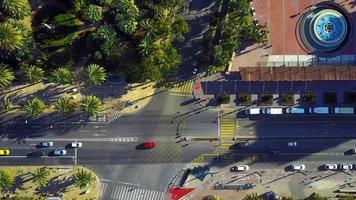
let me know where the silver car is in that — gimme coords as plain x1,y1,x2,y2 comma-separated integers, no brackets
53,149,66,156
41,142,53,147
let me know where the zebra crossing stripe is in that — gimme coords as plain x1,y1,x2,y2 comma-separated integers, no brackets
100,182,107,197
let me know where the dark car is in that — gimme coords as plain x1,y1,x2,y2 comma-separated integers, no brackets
267,149,279,155
27,151,44,158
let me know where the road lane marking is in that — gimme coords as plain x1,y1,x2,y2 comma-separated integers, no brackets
0,156,74,158
0,138,139,142
99,179,141,187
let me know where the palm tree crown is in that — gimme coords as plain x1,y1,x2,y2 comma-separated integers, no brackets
24,97,46,117
23,65,44,83
85,64,106,86
55,97,76,115
30,168,49,188
0,170,14,192
0,21,25,53
0,64,14,87
72,169,94,189
80,95,103,117
0,0,31,20
51,67,73,84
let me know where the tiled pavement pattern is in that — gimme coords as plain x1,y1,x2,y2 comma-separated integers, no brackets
99,182,165,200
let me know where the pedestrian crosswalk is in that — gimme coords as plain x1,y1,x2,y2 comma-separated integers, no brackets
191,154,205,164
219,112,236,139
160,79,194,95
100,182,165,200
110,137,138,142
106,113,122,123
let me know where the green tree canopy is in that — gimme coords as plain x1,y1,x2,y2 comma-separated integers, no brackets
23,65,44,83
24,98,46,117
0,64,14,87
82,5,103,23
54,97,76,115
0,0,31,20
30,168,49,188
112,0,139,34
50,67,73,84
80,95,103,116
0,21,27,54
90,24,117,57
85,64,106,86
72,169,95,189
0,170,14,192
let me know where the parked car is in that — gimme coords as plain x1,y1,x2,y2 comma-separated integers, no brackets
230,165,249,172
27,151,44,158
40,142,53,147
309,107,330,114
352,149,356,154
334,107,354,114
0,149,10,156
142,141,156,149
53,149,66,156
287,141,297,147
340,164,353,170
262,108,283,115
324,164,338,170
245,108,260,115
291,164,305,171
71,142,82,148
285,107,305,114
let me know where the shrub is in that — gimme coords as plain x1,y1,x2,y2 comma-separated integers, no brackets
259,93,273,105
302,92,316,105
280,93,294,106
323,92,337,105
238,94,251,106
217,92,230,104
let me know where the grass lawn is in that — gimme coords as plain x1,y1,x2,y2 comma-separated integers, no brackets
0,166,100,199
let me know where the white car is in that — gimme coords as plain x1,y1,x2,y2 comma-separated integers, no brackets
262,108,283,115
245,108,260,115
340,164,353,170
231,165,249,172
71,142,82,148
352,149,356,154
287,141,297,147
291,164,305,171
53,149,66,156
41,142,53,147
325,164,338,170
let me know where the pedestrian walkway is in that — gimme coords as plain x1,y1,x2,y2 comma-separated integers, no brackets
105,113,122,123
160,80,194,95
99,182,165,200
110,137,138,142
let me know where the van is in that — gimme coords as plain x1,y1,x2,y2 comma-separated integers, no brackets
334,107,354,114
309,107,329,114
245,108,260,115
262,108,283,115
285,107,305,114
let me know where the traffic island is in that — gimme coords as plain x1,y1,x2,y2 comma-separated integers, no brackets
0,166,100,199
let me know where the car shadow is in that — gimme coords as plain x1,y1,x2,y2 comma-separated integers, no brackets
135,144,145,150
344,149,354,155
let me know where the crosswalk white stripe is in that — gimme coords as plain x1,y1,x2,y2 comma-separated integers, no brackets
147,189,155,200
132,188,140,200
111,185,118,199
157,192,164,200
153,190,162,199
100,182,107,197
118,185,128,200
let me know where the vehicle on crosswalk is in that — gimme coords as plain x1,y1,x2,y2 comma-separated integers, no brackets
71,142,82,148
291,164,305,171
324,164,338,170
53,149,66,156
230,165,249,172
340,164,353,170
0,149,10,156
40,141,53,147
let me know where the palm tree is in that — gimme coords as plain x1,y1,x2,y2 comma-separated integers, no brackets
0,170,14,192
23,97,46,117
204,195,223,200
54,97,76,115
243,193,262,200
72,169,94,189
85,64,106,86
1,97,13,111
50,67,73,84
80,95,103,116
23,65,44,83
0,22,25,53
138,37,153,56
0,64,14,87
30,168,49,188
339,194,356,200
0,0,31,20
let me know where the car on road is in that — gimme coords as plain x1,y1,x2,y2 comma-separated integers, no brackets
40,142,53,147
267,149,279,155
245,108,260,115
71,142,82,148
262,108,283,115
287,141,297,147
142,141,156,149
309,107,330,114
352,149,356,154
27,151,44,158
291,164,305,171
53,149,66,156
334,107,354,114
340,164,353,170
324,164,338,170
230,165,249,172
0,149,10,156
285,107,305,114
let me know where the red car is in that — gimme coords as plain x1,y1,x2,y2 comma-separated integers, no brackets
143,141,156,149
